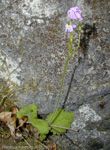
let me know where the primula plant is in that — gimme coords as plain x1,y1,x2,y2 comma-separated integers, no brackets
17,6,83,141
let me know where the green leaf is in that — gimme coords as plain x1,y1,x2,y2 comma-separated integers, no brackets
28,104,38,121
40,134,47,141
31,119,50,135
17,104,50,141
29,104,38,113
17,104,38,120
46,109,75,135
17,106,30,119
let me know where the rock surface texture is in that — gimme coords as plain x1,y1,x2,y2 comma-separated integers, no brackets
0,0,110,149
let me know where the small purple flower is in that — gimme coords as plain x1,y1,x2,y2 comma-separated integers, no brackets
65,24,76,38
67,6,83,21
65,24,73,32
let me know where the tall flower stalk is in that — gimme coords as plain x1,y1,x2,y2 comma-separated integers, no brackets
49,7,83,124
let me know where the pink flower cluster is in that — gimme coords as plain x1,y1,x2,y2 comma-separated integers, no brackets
67,7,83,21
65,7,83,38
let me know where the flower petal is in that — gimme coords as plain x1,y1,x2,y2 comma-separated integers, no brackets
72,25,77,28
75,12,83,20
67,7,83,21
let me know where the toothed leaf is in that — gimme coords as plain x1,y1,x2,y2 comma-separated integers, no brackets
31,119,50,135
17,104,38,120
46,109,75,135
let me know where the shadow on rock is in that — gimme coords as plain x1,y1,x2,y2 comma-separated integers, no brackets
80,23,97,58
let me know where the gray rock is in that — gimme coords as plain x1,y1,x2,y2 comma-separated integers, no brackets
0,0,110,149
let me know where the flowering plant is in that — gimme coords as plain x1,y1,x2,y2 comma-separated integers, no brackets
49,6,83,124
17,7,83,142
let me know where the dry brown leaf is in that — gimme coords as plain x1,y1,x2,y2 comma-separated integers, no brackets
53,143,56,150
0,106,5,113
16,116,27,130
0,111,17,139
0,112,12,122
12,105,18,115
8,123,16,139
0,105,25,140
33,127,39,139
45,142,56,150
